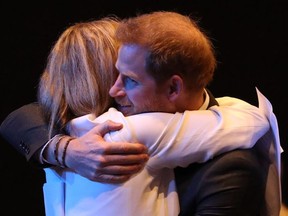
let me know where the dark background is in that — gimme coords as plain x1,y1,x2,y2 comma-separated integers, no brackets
1,1,287,215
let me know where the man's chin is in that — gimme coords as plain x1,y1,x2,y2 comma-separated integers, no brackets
118,106,133,116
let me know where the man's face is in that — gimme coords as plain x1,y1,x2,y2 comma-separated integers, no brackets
109,44,169,116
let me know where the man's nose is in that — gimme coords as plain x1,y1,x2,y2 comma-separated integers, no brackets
109,76,126,98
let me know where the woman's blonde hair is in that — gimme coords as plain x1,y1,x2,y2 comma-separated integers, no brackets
38,17,120,137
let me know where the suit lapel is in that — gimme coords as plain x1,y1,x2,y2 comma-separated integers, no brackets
205,89,219,108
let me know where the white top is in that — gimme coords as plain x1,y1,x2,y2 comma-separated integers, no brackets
43,89,280,216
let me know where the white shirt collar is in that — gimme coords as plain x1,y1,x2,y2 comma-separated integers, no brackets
198,89,209,110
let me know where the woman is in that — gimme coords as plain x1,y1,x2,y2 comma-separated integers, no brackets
38,17,269,216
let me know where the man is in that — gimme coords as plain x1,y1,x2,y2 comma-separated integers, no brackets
108,11,281,215
0,11,281,215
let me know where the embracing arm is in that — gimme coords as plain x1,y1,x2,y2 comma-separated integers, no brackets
0,103,56,166
141,96,269,168
0,103,148,183
76,95,269,169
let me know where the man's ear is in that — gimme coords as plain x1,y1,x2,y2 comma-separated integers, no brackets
168,75,183,100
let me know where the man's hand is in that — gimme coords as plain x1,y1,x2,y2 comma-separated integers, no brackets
57,120,148,183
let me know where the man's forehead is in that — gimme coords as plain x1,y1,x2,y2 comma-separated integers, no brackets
119,44,147,59
116,44,147,71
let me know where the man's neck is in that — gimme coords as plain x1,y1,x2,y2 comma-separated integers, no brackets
176,88,206,111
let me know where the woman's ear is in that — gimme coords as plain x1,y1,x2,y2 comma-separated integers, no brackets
168,75,183,100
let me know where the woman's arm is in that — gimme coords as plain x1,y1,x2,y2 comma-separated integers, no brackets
68,95,269,169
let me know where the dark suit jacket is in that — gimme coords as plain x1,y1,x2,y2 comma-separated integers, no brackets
175,90,267,215
0,103,59,167
0,92,267,215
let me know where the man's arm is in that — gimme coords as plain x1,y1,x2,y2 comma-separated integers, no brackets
0,103,148,183
0,103,54,165
44,121,149,183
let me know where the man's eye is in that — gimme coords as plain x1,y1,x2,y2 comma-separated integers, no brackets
124,77,138,90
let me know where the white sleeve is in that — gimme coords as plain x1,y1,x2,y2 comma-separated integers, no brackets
68,96,269,170
146,96,269,169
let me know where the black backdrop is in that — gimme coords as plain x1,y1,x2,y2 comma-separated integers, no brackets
1,1,287,215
